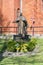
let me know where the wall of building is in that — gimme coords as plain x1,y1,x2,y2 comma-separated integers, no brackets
0,0,20,34
0,0,43,35
22,0,43,35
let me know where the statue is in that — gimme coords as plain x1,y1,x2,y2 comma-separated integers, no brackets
13,8,29,41
16,13,27,37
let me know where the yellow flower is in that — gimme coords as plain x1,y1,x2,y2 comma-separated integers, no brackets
16,48,20,50
23,44,28,46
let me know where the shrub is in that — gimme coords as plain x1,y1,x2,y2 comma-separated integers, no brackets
6,38,37,52
0,37,37,52
27,38,37,51
20,43,28,52
0,39,7,53
0,44,3,52
15,40,28,52
7,39,17,52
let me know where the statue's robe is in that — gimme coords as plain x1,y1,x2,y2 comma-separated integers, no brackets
16,16,27,36
18,19,25,35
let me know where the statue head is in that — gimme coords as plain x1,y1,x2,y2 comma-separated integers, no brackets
17,8,20,17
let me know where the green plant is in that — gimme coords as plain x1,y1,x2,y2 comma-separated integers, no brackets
6,38,37,52
7,39,17,52
20,43,28,52
0,39,7,53
27,38,37,51
15,40,28,52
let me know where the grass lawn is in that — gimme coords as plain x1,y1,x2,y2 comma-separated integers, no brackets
0,38,43,65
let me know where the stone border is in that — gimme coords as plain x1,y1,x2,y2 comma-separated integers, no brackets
3,45,39,57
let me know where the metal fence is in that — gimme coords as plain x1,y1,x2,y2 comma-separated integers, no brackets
0,26,18,34
28,26,43,36
0,26,43,36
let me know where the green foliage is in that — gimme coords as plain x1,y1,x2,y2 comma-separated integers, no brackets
0,38,37,52
7,39,17,52
20,43,28,52
0,39,7,53
14,38,37,52
0,44,3,52
0,39,43,65
27,38,37,51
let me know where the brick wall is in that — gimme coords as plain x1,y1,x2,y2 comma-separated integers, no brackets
0,0,20,34
0,0,43,35
22,0,43,35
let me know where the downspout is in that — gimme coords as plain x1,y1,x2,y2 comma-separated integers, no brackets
20,0,22,13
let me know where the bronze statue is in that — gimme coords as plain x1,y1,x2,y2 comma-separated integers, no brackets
16,13,27,37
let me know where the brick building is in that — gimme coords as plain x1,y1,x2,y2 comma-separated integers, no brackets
0,0,43,35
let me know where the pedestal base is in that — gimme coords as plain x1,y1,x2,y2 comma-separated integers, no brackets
13,34,31,41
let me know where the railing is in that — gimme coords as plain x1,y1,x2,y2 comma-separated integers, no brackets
0,26,18,34
0,26,43,36
28,26,43,36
